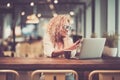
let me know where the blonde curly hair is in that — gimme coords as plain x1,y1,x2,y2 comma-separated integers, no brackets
47,15,71,45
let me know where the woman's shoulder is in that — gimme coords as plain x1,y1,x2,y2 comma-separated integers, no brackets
43,33,52,44
43,33,50,39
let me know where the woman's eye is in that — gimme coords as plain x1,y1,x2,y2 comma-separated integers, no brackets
64,25,71,30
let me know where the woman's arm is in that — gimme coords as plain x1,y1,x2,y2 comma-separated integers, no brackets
52,39,81,57
43,34,80,57
52,49,64,57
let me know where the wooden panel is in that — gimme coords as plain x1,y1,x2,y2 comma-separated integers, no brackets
99,73,120,80
44,73,65,80
0,73,6,80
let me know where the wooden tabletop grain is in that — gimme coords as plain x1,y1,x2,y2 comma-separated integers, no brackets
0,57,120,71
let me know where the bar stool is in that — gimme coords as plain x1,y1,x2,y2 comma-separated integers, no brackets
88,70,120,80
31,70,79,80
0,70,20,80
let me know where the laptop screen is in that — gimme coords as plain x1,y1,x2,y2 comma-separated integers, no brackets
76,38,106,59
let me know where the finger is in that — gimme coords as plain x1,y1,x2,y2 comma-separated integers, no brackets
76,39,81,44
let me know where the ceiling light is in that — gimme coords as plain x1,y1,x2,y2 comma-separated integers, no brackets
53,13,58,17
37,13,41,17
54,0,58,4
7,3,11,7
49,4,54,10
69,11,75,16
30,2,34,6
21,11,25,16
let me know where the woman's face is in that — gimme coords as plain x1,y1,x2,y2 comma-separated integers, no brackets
60,22,71,37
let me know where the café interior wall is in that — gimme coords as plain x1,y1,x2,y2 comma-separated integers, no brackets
85,0,113,38
97,0,116,36
118,0,120,57
107,0,115,33
3,14,12,39
94,0,112,37
95,0,101,37
86,4,92,38
94,0,107,37
81,12,85,37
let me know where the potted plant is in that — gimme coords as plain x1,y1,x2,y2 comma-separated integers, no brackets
102,33,119,57
91,33,97,38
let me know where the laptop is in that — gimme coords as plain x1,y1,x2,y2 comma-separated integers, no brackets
73,38,106,59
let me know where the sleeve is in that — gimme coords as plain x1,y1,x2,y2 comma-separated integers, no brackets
43,34,55,57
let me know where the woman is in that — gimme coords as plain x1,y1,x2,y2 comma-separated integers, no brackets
43,15,80,58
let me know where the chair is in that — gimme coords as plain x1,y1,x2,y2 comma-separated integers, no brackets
88,70,120,80
0,69,20,80
31,70,78,80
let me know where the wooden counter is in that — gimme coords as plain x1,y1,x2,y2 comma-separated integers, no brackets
0,57,120,71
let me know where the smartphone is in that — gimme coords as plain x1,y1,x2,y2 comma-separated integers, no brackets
72,35,82,43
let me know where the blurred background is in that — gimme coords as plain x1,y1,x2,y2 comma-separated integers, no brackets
0,0,120,57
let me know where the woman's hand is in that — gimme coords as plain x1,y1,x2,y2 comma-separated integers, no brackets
65,39,81,50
